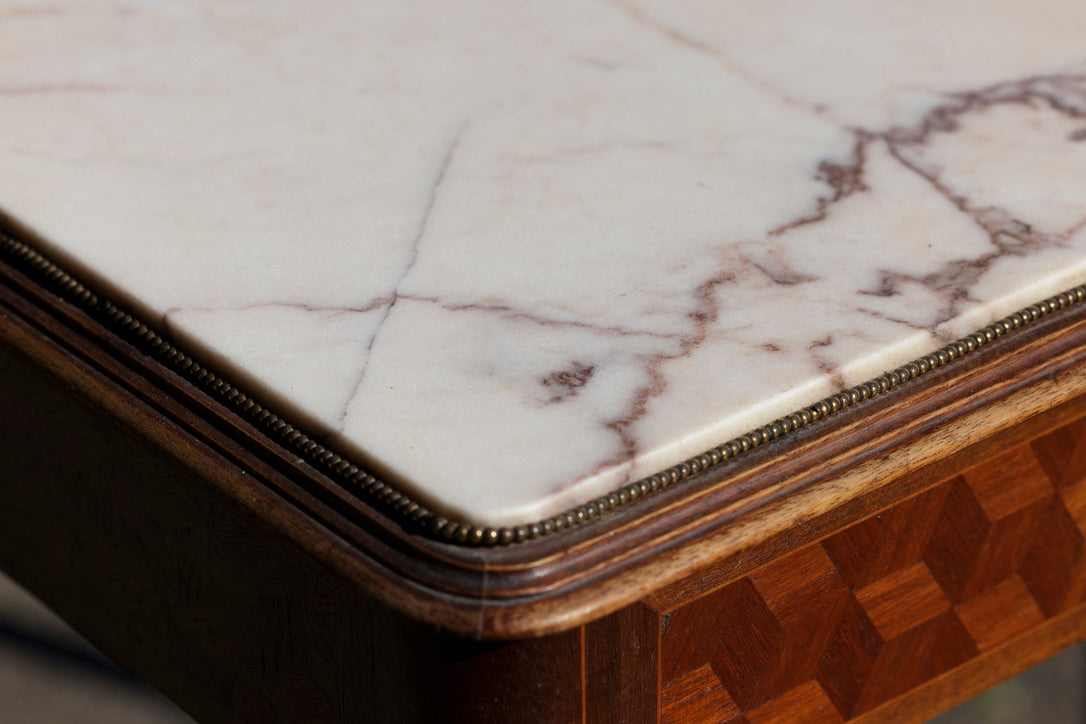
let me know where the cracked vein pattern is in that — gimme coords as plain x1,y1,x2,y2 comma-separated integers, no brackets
337,126,467,425
2,1,1086,525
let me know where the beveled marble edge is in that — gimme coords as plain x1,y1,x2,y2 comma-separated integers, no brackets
6,225,1084,546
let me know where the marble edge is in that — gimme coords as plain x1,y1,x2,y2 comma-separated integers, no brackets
4,225,1084,546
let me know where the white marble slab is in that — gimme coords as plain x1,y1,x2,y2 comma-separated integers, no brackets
3,1,1086,526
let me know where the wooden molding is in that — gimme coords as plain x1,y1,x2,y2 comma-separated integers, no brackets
4,240,1086,638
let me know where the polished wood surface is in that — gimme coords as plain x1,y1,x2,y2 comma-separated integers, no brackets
5,232,1086,720
6,338,1085,721
0,343,587,722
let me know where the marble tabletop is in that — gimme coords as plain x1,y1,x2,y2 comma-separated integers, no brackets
2,1,1086,527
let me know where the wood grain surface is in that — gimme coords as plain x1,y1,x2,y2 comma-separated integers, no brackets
0,340,589,722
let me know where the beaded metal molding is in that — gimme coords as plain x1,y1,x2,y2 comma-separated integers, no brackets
4,230,1086,546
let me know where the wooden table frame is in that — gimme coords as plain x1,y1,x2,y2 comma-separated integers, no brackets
3,223,1086,721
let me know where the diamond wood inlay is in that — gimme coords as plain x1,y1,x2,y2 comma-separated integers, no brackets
656,418,1086,721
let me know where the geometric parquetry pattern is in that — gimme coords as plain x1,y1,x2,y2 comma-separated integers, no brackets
657,417,1086,723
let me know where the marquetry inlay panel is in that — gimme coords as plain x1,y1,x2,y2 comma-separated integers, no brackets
655,418,1086,723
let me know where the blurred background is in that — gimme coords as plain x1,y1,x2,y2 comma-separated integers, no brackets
934,641,1086,723
0,570,189,723
0,567,1081,723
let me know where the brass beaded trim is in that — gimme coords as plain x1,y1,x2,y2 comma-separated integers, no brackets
3,231,1085,546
